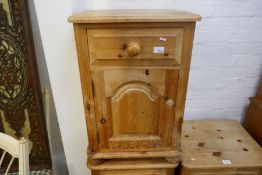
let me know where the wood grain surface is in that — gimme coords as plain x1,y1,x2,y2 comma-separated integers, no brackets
68,9,201,23
178,120,262,175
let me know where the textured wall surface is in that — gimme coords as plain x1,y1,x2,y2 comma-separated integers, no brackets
33,1,88,175
33,0,262,174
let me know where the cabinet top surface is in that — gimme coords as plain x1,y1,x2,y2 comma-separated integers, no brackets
68,9,201,23
181,119,262,169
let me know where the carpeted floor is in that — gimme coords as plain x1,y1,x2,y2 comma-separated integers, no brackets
3,169,52,175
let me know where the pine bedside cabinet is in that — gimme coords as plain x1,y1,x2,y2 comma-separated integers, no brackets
68,9,201,174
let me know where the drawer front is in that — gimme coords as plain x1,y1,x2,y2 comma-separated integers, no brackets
91,69,179,151
87,28,184,66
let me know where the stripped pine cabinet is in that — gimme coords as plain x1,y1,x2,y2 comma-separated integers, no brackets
68,9,201,163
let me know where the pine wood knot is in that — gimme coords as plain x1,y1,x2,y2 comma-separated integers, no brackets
212,151,221,157
243,148,248,151
122,43,127,50
198,142,205,147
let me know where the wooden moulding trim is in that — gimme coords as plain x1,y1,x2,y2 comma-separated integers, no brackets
90,65,181,70
89,150,181,159
109,135,161,142
68,9,201,23
89,60,181,70
88,159,179,170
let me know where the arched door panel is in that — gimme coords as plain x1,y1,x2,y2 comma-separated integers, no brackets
91,69,179,151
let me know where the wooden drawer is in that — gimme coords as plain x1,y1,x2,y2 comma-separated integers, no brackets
89,159,177,175
87,28,184,66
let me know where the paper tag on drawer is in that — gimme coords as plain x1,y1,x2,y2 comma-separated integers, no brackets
160,37,167,41
153,47,165,53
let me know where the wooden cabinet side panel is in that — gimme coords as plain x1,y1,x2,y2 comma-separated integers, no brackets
172,23,196,149
257,80,262,98
159,70,179,147
243,99,262,146
73,24,99,151
91,70,112,149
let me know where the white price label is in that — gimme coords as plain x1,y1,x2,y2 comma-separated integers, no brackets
222,160,232,165
153,47,165,53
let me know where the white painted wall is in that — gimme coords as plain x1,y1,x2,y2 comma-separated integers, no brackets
33,0,262,174
33,1,88,175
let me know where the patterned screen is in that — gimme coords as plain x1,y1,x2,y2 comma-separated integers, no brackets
0,0,51,170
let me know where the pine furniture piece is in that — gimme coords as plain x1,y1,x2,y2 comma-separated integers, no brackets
243,80,262,146
257,81,262,98
69,9,200,174
178,120,262,175
0,132,29,175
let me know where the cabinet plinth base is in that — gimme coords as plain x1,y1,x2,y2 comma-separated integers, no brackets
88,150,181,160
88,158,178,175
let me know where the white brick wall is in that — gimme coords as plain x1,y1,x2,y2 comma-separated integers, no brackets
185,0,262,121
70,0,262,121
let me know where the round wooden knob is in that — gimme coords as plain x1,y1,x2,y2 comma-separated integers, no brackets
127,42,141,57
165,99,175,107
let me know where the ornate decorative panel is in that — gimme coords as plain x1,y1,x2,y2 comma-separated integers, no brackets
0,0,51,170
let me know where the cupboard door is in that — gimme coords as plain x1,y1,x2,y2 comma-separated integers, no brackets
91,69,179,151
